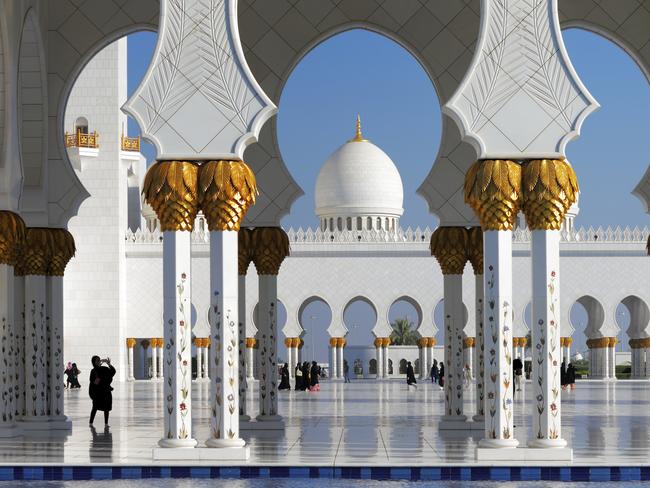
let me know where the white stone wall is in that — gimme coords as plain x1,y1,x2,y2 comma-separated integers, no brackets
63,39,130,380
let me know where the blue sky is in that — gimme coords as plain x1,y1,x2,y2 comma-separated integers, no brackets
126,28,649,359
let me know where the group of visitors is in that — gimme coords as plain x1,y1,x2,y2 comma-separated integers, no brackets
561,361,576,390
278,361,321,392
64,362,81,389
430,359,445,388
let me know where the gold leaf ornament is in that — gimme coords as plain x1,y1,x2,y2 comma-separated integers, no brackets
48,229,76,276
465,160,521,231
199,160,257,232
251,227,290,276
15,228,52,276
522,159,579,230
0,211,26,266
238,227,254,276
430,227,470,275
466,226,483,275
142,161,199,231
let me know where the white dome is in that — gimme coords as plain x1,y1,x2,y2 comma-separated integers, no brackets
315,120,403,218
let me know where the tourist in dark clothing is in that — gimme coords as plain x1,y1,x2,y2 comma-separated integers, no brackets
438,362,445,388
567,363,576,390
65,362,81,389
561,361,567,390
513,357,523,392
309,361,320,391
343,360,350,383
406,361,417,389
294,364,303,390
431,359,439,384
279,363,290,390
89,356,116,426
301,362,310,390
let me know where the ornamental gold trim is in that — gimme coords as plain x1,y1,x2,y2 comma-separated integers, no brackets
142,161,199,232
126,338,137,349
251,227,290,276
522,159,579,230
238,227,253,276
48,228,76,276
245,337,257,348
381,337,391,347
430,226,469,275
467,226,483,275
0,211,26,266
464,160,521,231
329,337,339,347
198,160,257,232
15,228,52,276
463,337,475,348
427,338,437,347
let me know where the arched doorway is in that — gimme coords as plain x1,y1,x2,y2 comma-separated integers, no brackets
297,296,333,363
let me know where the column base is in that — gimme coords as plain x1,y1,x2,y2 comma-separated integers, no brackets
239,414,251,423
127,377,135,382
206,437,246,448
0,423,22,438
477,447,572,461
472,414,485,423
528,438,568,449
478,438,519,449
158,438,198,449
20,416,72,431
153,446,249,461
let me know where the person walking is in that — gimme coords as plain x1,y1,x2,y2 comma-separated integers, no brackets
70,363,81,388
294,363,303,391
64,362,73,389
431,359,439,384
89,356,115,427
309,361,320,392
278,363,291,390
438,361,445,389
567,362,576,391
513,357,523,393
301,362,310,391
406,361,417,389
343,360,350,383
561,361,567,390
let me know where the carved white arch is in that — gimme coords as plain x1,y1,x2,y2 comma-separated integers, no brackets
341,295,380,338
291,295,333,339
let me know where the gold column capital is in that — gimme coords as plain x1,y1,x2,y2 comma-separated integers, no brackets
48,228,76,276
609,337,618,347
251,227,290,275
0,211,26,266
126,338,137,349
198,160,257,231
464,159,521,231
467,226,483,275
337,337,346,348
374,337,383,348
522,159,579,230
430,226,469,275
245,337,257,348
142,160,199,231
284,337,294,348
15,228,52,276
381,337,391,347
238,227,254,276
329,337,339,347
463,337,475,348
417,337,428,348
427,337,437,347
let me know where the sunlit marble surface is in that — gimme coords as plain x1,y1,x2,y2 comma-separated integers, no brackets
0,379,646,466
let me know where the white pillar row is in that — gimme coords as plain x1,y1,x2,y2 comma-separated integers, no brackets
291,343,299,378
463,338,474,379
609,338,617,380
330,338,338,379
127,338,136,381
237,230,252,421
430,226,470,429
469,240,485,423
251,227,289,428
426,339,435,378
284,338,294,378
528,229,566,448
207,229,245,450
381,339,389,378
337,339,345,379
374,339,383,378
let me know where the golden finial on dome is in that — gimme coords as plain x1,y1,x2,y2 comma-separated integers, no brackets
351,114,367,142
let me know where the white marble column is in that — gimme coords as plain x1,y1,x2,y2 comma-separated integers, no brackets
602,345,609,380
474,273,485,422
442,273,466,425
291,345,299,379
375,341,383,378
14,275,24,420
426,341,435,377
480,231,517,448
382,340,389,378
330,339,338,380
22,274,48,424
195,339,203,382
158,230,197,448
256,274,281,424
529,230,566,448
127,339,136,381
418,341,426,379
609,339,617,380
151,339,159,380
246,341,255,379
207,230,245,450
644,345,650,379
337,340,344,379
0,264,19,436
202,344,209,379
588,344,597,378
46,275,70,427
238,275,249,420
465,340,474,378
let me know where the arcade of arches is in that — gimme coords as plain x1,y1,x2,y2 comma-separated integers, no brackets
0,0,650,466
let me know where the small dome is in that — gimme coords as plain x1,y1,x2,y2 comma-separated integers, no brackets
315,117,403,219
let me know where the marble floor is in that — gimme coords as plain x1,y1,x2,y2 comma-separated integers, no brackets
0,379,648,466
